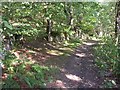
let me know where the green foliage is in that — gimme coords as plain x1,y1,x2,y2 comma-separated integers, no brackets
51,31,61,38
103,79,117,88
3,75,20,88
2,53,53,88
94,36,119,87
69,38,82,44
2,20,13,36
3,20,13,30
1,2,117,88
94,37,119,73
2,2,114,42
94,36,120,88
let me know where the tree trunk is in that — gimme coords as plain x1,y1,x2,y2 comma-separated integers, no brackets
64,3,74,40
117,1,120,55
115,2,119,38
0,33,5,60
46,19,52,41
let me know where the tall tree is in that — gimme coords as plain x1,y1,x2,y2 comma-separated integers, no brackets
115,1,120,55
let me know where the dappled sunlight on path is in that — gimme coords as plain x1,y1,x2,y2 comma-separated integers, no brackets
45,40,103,88
13,39,103,88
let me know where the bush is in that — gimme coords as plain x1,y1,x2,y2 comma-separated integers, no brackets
94,36,120,87
2,53,53,88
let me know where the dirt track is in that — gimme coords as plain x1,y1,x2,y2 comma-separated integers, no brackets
45,40,103,88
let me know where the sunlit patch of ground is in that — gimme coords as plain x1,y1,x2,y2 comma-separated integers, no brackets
46,50,64,56
75,53,86,57
46,47,74,56
91,37,101,41
11,49,37,60
65,74,82,82
83,42,96,46
47,80,67,88
59,47,74,52
59,68,66,73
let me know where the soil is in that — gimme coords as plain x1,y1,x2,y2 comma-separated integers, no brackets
45,40,104,88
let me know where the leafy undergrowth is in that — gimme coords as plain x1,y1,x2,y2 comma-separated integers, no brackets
2,52,56,88
94,36,120,88
2,38,82,89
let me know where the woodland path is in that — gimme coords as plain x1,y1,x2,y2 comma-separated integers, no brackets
45,40,103,88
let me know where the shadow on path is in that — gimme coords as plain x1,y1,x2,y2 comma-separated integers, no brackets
45,40,103,88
